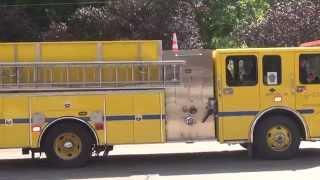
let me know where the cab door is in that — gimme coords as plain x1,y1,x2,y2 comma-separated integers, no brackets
295,53,320,138
220,53,260,141
260,53,295,109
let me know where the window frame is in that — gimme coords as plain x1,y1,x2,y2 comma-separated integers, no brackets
262,55,282,86
299,53,320,85
225,55,258,87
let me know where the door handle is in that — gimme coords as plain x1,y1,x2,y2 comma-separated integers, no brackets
223,88,234,95
296,86,306,93
135,115,143,121
269,88,276,93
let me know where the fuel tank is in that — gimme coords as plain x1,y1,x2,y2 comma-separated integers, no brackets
164,49,215,141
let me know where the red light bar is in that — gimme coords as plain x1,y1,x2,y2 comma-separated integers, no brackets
300,40,320,47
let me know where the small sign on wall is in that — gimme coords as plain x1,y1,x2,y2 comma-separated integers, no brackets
5,119,13,126
267,72,278,85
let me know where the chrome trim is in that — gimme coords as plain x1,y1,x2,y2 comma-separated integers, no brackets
38,116,99,147
0,89,164,97
164,50,216,141
29,96,32,147
160,92,164,142
0,60,184,66
137,42,142,60
218,111,258,117
158,40,163,61
0,87,167,93
96,42,103,61
13,44,18,61
35,42,41,62
104,98,107,145
249,106,310,142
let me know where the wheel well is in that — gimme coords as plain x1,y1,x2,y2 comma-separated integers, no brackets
253,109,306,140
40,118,98,150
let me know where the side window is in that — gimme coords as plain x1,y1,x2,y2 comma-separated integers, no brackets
300,54,320,84
226,55,257,86
263,55,282,86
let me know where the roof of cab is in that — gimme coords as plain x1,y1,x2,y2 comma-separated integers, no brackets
214,47,320,54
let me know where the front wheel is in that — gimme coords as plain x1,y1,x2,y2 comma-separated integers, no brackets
253,115,300,159
44,123,93,168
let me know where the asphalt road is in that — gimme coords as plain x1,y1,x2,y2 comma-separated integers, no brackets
0,142,320,180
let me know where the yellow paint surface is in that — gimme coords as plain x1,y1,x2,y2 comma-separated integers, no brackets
106,92,164,145
0,44,14,62
0,96,29,148
41,42,97,61
16,43,36,62
106,121,133,144
103,41,161,61
221,116,252,141
140,41,161,61
31,132,40,148
133,93,162,144
95,130,105,145
106,93,134,144
31,95,104,118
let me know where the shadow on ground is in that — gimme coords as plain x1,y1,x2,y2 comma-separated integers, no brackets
0,148,320,179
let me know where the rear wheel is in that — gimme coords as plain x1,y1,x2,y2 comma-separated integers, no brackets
253,115,300,159
44,123,93,168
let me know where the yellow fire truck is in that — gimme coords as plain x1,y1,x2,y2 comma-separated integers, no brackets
0,40,320,167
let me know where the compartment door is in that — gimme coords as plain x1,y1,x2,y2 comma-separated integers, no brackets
133,92,164,144
106,94,134,144
1,96,29,148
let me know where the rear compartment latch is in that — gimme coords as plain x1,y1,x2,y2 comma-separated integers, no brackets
135,115,143,121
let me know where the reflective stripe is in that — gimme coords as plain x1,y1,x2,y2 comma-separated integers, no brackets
297,109,314,114
44,115,164,123
219,109,314,117
14,119,30,124
106,115,135,121
0,114,165,124
218,111,259,117
143,115,163,119
0,109,313,124
0,119,29,124
106,114,165,121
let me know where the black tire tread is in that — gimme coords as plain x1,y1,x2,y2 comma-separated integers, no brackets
44,122,93,168
253,115,300,160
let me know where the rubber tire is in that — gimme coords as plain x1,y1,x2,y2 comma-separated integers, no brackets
253,115,300,160
44,123,93,168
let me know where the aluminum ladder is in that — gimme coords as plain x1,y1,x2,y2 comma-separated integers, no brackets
0,60,185,91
